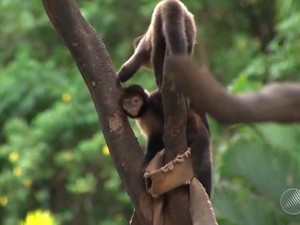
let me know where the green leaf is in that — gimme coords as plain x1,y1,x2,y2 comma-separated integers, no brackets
221,137,300,213
213,182,287,225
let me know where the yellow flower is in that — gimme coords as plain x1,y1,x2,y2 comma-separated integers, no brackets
237,39,246,50
9,151,19,162
13,167,23,177
22,179,32,188
0,196,8,207
62,93,72,102
20,210,57,225
102,145,110,156
62,151,74,162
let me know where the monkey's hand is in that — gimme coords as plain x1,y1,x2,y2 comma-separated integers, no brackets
117,50,150,83
117,64,133,83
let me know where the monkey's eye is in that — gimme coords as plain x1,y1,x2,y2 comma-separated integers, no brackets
133,97,140,103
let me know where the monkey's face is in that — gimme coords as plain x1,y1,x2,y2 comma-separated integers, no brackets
122,95,144,118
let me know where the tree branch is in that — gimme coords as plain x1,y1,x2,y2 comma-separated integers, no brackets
41,0,152,223
168,57,300,123
161,58,191,225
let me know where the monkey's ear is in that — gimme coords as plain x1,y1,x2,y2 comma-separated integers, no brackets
133,35,144,48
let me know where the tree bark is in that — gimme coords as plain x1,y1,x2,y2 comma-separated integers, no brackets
41,0,152,224
41,1,220,224
162,58,191,225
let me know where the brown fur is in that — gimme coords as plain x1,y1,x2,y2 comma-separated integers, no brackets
122,85,212,197
117,0,196,88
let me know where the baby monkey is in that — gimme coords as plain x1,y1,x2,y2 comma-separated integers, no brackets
117,0,196,88
122,85,212,197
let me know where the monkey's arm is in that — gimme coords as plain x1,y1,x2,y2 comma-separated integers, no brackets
118,52,147,82
118,44,151,83
144,133,164,165
151,34,166,88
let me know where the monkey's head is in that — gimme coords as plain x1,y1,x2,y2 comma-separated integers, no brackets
122,85,148,118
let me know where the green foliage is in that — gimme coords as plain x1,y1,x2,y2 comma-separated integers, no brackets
0,0,300,224
213,124,300,224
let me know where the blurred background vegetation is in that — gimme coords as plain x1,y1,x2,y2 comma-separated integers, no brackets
0,0,300,224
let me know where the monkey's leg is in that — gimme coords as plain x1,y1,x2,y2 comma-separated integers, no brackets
190,137,212,197
162,2,188,55
151,16,166,88
188,113,212,197
199,111,210,134
184,16,196,55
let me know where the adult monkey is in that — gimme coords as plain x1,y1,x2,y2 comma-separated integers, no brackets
117,0,196,88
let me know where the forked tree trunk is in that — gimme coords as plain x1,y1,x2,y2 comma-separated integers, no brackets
41,1,202,224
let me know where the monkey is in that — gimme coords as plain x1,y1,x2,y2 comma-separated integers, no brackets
121,84,212,197
117,0,196,88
